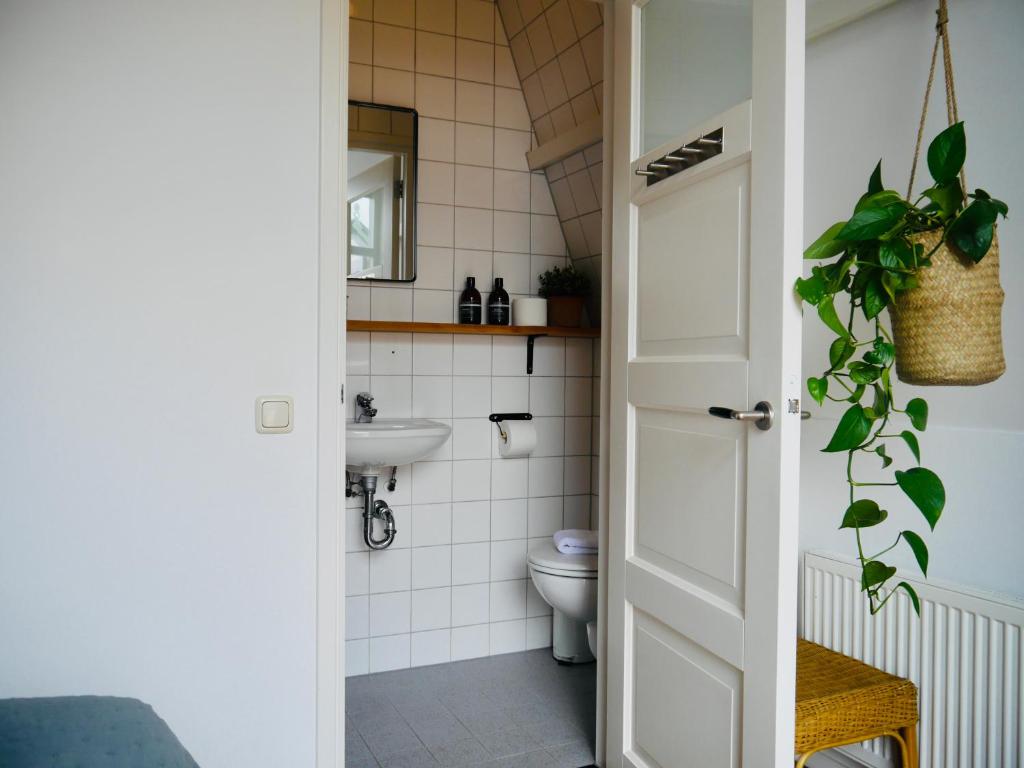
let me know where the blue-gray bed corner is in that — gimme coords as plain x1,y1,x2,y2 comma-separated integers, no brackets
0,696,198,767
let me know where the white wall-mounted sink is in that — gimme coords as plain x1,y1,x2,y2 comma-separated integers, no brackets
346,418,451,476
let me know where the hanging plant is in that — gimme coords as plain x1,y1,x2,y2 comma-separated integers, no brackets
797,122,1008,615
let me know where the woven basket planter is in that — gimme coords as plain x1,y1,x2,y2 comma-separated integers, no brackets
889,229,1005,386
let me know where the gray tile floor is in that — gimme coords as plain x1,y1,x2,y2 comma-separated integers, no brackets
346,649,596,768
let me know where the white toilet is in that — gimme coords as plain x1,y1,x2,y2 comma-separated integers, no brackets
527,540,598,663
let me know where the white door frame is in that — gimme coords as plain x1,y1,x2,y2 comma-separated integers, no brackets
604,1,635,760
594,4,615,768
316,0,345,766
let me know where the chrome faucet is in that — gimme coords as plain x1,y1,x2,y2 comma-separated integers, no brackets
355,392,377,423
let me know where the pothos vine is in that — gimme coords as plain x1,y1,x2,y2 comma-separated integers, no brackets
798,122,1007,615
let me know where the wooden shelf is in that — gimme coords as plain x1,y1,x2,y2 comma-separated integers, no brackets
346,320,599,338
346,320,598,373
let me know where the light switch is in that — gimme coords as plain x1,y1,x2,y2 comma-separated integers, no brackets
256,396,293,434
262,401,290,428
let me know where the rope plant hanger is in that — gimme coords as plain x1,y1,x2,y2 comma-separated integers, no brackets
889,0,1006,386
796,0,1009,614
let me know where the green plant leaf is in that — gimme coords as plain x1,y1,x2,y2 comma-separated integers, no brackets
848,361,883,385
862,275,888,319
795,273,826,306
893,269,920,295
817,297,850,338
856,190,905,213
947,198,1000,263
905,398,928,430
868,160,883,194
829,337,856,370
878,241,907,269
895,467,945,530
837,204,906,241
875,444,893,468
922,179,965,218
927,121,966,184
850,264,873,301
841,499,888,529
863,339,895,366
899,430,921,463
804,222,848,261
880,271,898,303
902,530,929,576
823,405,872,452
970,189,1009,216
890,271,918,293
871,383,889,415
862,560,897,589
807,376,828,406
848,383,866,404
898,581,921,615
821,257,854,292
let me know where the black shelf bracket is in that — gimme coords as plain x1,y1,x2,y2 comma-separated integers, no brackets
526,333,546,375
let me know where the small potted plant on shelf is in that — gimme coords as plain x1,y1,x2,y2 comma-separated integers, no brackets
537,264,590,328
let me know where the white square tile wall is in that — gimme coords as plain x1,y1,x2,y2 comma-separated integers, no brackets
348,0,569,326
490,0,606,330
541,140,604,328
345,0,600,677
345,333,597,675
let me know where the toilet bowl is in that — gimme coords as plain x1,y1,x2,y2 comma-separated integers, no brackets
527,540,598,663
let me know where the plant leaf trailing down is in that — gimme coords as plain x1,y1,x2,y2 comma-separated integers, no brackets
796,123,1008,616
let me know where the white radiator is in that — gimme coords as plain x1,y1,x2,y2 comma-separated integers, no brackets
801,552,1024,768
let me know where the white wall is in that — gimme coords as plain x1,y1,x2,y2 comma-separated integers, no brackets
0,2,327,766
801,0,1024,600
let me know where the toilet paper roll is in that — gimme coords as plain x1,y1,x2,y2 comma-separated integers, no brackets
497,420,537,458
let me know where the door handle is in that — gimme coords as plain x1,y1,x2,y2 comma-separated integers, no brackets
708,401,774,431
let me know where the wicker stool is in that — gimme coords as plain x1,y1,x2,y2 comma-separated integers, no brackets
795,639,919,767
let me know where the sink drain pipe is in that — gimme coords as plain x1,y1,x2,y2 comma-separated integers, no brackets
359,475,397,550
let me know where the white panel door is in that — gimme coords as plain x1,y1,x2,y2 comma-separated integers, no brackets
607,1,804,766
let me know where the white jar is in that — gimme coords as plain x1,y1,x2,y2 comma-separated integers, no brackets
513,297,547,326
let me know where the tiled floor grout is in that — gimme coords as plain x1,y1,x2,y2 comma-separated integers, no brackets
347,648,595,767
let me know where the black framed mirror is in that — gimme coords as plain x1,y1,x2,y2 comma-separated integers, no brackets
347,101,417,282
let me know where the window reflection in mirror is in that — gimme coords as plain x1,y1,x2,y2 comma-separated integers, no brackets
347,102,417,281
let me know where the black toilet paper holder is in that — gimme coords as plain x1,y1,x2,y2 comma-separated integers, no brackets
488,412,532,440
